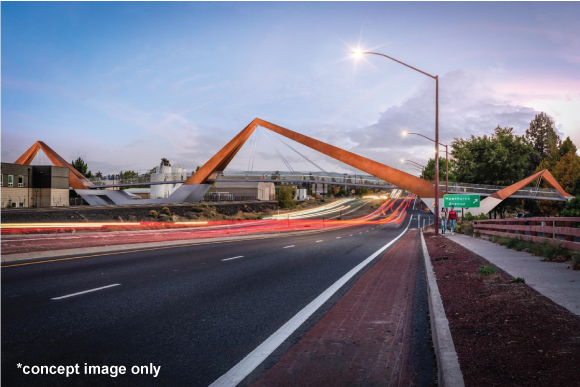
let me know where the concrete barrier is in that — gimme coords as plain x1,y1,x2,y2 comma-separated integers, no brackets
420,230,465,387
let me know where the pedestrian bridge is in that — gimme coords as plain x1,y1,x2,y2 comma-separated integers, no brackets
87,170,569,202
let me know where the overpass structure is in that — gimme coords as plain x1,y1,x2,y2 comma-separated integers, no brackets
14,118,574,213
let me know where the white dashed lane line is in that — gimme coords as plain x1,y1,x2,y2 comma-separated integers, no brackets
336,237,341,239
349,234,353,237
316,240,323,243
222,256,244,261
52,284,120,300
283,245,295,249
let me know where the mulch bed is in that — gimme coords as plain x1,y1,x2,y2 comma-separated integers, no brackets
424,230,580,386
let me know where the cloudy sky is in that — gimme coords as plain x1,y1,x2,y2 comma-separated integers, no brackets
2,2,579,178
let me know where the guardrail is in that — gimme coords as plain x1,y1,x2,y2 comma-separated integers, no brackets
473,217,580,251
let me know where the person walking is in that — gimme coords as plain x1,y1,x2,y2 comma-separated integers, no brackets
448,205,458,235
440,207,447,234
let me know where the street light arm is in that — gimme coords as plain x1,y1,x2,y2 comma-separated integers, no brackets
356,52,437,79
406,132,447,148
405,160,426,168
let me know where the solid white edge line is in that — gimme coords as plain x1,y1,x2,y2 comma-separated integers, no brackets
222,256,244,261
51,284,121,300
209,215,414,387
283,245,295,249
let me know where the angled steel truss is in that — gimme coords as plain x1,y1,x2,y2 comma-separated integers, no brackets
14,141,94,190
184,118,443,200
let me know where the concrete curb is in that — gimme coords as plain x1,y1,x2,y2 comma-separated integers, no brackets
2,226,345,264
419,230,465,387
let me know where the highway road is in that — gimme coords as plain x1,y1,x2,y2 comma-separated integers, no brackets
2,198,430,386
1,198,377,256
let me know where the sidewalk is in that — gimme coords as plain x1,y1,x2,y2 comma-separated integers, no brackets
444,233,580,316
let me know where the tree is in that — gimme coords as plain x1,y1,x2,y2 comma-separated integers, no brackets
276,184,296,208
572,175,580,197
558,136,577,159
71,157,93,178
525,112,560,173
160,158,171,167
451,126,533,186
561,196,580,217
535,137,580,215
422,157,457,182
121,171,139,180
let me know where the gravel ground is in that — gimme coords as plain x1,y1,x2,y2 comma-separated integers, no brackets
1,201,282,223
425,230,580,386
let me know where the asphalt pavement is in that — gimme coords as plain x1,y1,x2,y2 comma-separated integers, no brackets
2,198,428,386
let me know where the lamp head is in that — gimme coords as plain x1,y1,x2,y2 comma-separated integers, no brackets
402,130,408,137
351,49,364,59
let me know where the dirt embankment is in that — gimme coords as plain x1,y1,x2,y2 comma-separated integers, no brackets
424,230,580,386
1,201,283,223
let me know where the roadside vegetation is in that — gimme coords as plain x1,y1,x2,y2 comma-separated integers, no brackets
422,112,580,218
486,235,580,270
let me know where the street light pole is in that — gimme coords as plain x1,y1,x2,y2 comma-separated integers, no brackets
353,50,440,235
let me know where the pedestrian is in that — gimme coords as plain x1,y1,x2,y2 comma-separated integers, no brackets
440,207,447,234
448,205,458,235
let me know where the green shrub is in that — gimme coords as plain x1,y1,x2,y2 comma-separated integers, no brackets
536,239,568,262
479,265,497,276
191,206,204,213
161,207,171,215
149,210,159,218
276,185,296,209
200,203,209,208
506,237,527,251
511,277,526,283
571,254,580,270
464,212,489,221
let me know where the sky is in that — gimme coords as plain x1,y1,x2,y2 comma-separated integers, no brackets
2,2,580,178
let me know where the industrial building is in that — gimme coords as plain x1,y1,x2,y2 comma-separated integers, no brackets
150,163,188,199
206,181,275,201
1,163,70,208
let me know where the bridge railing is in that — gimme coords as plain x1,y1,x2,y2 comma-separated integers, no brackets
217,171,392,187
438,181,565,199
473,217,580,251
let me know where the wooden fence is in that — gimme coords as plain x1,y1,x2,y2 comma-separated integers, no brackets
473,217,580,251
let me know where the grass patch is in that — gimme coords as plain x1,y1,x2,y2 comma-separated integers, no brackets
479,265,497,276
511,277,526,284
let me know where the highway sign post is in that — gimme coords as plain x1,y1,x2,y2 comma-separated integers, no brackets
444,194,480,208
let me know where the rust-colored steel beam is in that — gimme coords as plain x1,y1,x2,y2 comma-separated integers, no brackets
185,120,258,185
491,169,573,200
185,118,443,199
14,141,94,190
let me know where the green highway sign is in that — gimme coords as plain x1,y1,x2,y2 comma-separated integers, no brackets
444,194,480,208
